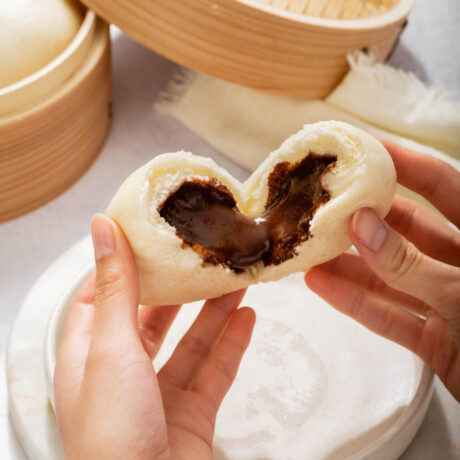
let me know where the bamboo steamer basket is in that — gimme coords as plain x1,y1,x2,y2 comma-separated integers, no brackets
0,6,112,223
79,0,415,98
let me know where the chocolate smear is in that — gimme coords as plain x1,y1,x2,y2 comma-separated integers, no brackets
159,154,336,271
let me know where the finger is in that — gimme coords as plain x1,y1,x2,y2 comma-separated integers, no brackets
192,307,256,410
81,216,167,448
138,304,182,359
413,312,460,401
158,289,246,389
306,268,460,400
305,267,426,353
380,139,460,227
54,272,96,427
312,255,431,317
350,208,460,324
90,214,142,347
385,195,460,266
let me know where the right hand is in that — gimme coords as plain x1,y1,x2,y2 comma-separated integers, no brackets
54,215,256,460
306,141,460,400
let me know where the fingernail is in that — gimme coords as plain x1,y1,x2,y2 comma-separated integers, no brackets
91,214,115,261
352,209,387,253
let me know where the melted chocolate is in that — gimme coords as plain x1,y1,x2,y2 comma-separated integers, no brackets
159,154,337,271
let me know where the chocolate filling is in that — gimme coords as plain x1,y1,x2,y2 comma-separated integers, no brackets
159,154,337,271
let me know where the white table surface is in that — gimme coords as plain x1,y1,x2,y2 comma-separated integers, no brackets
1,0,459,458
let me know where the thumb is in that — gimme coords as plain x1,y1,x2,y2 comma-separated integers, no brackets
90,214,140,342
350,208,460,322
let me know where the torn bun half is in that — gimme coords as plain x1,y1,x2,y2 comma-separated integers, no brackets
106,121,396,305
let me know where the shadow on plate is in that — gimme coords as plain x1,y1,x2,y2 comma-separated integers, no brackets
399,389,456,460
324,405,408,460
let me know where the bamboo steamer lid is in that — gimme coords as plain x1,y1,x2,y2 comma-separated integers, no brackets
79,0,415,98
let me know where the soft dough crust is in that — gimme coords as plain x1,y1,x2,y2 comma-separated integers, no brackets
0,0,82,89
106,121,396,305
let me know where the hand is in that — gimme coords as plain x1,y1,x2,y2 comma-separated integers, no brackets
305,140,460,401
54,215,256,460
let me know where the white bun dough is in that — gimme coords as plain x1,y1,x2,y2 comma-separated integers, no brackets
0,0,82,89
107,121,396,305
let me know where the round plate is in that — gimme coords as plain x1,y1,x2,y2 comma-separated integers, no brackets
7,236,433,460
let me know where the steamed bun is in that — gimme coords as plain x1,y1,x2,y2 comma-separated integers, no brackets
107,121,396,305
0,0,82,89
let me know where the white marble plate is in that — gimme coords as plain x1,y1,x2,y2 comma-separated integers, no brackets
7,236,433,460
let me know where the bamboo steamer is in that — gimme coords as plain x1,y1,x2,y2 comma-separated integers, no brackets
79,0,415,98
0,8,111,223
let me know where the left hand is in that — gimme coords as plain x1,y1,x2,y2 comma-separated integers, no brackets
305,141,460,401
54,215,256,460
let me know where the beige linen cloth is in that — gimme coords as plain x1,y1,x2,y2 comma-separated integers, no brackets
156,52,460,211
